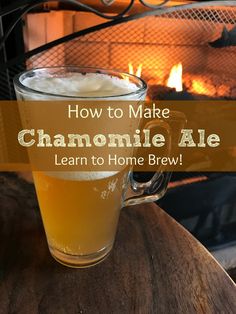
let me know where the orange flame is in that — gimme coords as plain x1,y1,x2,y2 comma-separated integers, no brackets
128,63,142,77
136,64,142,77
167,63,183,92
128,62,134,75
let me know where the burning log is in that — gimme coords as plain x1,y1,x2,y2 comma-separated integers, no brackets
147,73,236,100
183,73,236,99
147,85,195,100
129,62,235,100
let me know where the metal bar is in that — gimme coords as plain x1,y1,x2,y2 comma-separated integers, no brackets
0,15,12,99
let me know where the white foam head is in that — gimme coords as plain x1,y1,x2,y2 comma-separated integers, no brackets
23,72,138,97
45,171,118,181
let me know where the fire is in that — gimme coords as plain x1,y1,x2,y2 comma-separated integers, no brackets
128,63,134,75
191,80,207,95
190,78,217,96
128,63,142,77
167,63,183,92
136,64,142,77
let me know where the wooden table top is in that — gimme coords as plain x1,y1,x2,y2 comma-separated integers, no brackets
0,173,236,314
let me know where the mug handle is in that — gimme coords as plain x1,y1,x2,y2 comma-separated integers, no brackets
124,119,172,206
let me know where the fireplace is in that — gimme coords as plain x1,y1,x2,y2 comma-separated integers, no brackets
21,1,236,100
1,1,236,100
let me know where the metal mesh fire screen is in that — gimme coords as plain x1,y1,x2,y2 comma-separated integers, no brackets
1,1,236,100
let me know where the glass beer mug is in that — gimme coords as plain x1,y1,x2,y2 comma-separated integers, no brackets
14,66,171,268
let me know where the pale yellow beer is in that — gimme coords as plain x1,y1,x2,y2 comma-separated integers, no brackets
33,170,128,266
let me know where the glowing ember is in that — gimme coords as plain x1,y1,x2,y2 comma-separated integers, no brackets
167,63,183,92
128,63,142,77
191,80,207,95
190,79,217,96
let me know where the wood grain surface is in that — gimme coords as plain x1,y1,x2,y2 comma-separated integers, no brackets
0,172,236,314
